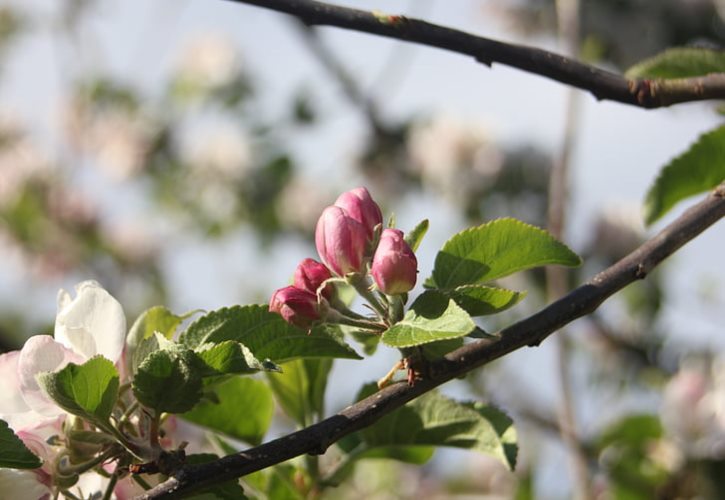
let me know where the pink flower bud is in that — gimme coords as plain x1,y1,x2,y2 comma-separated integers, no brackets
371,228,417,295
269,286,321,329
294,258,333,299
334,187,383,240
315,206,368,276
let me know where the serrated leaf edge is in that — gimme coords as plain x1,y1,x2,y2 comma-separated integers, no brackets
432,217,582,288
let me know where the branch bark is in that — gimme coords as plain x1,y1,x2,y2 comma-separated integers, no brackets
139,183,725,499
224,0,725,108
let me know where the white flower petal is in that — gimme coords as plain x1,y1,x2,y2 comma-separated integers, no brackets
18,335,83,416
0,469,51,500
71,466,110,499
16,416,64,466
54,280,126,363
0,351,31,416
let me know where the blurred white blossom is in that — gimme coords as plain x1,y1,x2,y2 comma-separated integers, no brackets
661,356,725,458
198,182,239,222
102,221,157,263
277,178,329,230
0,117,51,208
64,102,156,180
184,121,252,180
176,34,240,89
407,114,503,202
590,203,645,259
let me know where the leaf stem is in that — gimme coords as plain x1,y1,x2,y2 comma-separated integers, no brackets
132,474,153,491
101,466,121,500
304,454,321,499
55,446,120,477
326,311,387,331
390,295,405,323
99,421,145,460
348,275,388,319
117,400,140,430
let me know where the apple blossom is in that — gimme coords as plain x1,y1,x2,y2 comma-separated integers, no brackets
0,469,52,500
334,187,383,241
371,228,418,295
17,336,84,417
661,360,725,458
269,286,322,329
293,258,333,299
315,206,367,276
54,280,126,363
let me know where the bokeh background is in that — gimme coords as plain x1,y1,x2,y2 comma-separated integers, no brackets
1,0,724,498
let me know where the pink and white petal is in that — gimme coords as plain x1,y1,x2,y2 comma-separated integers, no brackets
16,416,64,467
70,467,109,499
0,351,31,416
0,469,52,500
18,336,83,416
114,475,157,500
55,280,126,363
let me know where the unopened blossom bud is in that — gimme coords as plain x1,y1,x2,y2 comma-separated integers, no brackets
269,286,321,329
294,258,334,299
315,206,368,276
334,187,383,241
371,228,417,295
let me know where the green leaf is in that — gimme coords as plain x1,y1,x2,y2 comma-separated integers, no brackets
644,125,725,225
447,285,526,316
128,306,185,342
344,387,517,470
179,305,361,363
466,402,518,469
194,341,278,376
327,438,433,486
183,377,274,446
132,349,202,413
382,291,475,348
0,419,42,469
596,414,663,451
626,47,725,79
127,306,188,374
184,454,248,499
246,464,305,500
594,415,668,498
404,219,429,252
349,329,381,356
420,337,464,359
267,358,333,426
37,356,119,425
430,218,581,289
131,335,161,376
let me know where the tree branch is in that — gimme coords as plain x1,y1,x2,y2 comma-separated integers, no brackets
294,22,390,137
222,0,725,108
139,183,725,499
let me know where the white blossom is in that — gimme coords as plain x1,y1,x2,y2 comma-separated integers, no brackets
176,34,240,89
661,356,725,458
184,121,252,180
54,280,127,363
407,114,503,202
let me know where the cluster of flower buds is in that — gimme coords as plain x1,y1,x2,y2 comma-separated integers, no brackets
269,187,418,329
269,258,332,329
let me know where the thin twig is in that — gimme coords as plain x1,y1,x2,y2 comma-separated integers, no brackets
294,22,389,137
138,184,725,499
547,0,592,497
224,0,725,108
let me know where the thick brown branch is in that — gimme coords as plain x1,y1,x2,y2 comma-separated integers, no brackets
139,183,725,499
223,0,725,108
